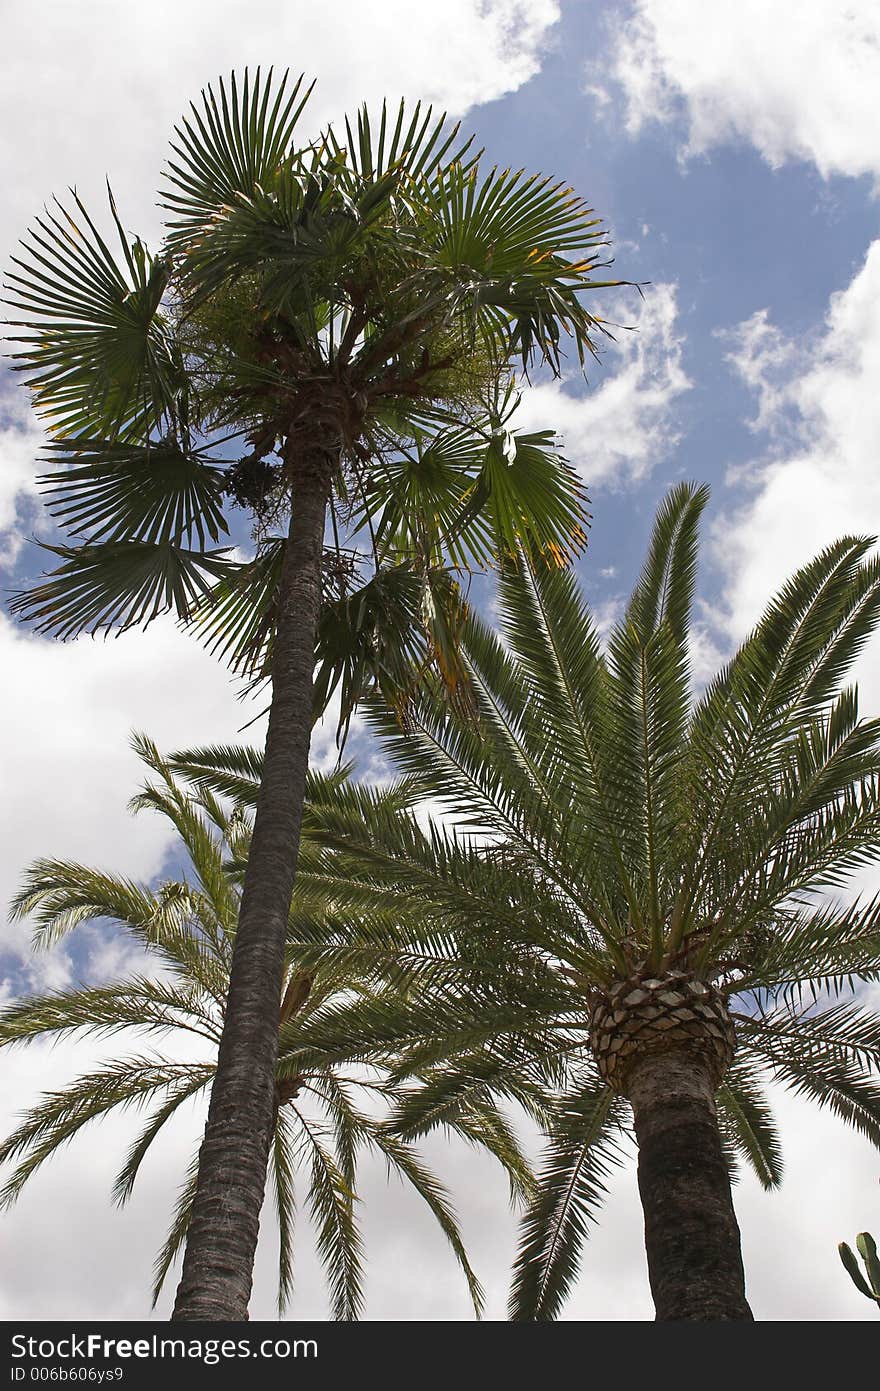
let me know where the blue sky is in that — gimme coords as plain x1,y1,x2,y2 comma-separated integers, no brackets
1,0,879,1322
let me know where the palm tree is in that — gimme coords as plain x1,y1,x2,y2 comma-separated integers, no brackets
179,485,880,1319
3,69,627,1317
0,737,532,1317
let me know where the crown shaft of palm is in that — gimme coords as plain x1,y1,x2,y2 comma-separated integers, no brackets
4,71,620,1319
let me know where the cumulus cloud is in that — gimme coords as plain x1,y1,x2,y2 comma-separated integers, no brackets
714,240,880,652
1,1,560,265
594,0,880,185
0,389,42,565
0,615,262,976
515,282,691,487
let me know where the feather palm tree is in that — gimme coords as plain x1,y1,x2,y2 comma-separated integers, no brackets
171,484,880,1319
4,68,628,1317
0,737,533,1317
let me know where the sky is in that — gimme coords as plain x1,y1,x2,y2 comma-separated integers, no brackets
1,0,879,1322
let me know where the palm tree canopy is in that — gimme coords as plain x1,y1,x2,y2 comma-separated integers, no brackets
0,737,536,1317
170,483,880,1318
4,68,625,723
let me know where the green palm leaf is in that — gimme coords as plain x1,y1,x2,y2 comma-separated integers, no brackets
36,437,228,547
5,188,184,439
717,1064,783,1190
297,1112,364,1321
162,68,314,251
509,1085,623,1321
0,1058,210,1209
9,540,234,637
334,98,475,185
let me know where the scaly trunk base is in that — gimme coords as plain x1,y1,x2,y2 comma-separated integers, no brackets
627,1047,753,1321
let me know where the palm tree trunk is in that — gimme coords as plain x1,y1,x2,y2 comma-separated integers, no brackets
627,1047,753,1320
172,457,329,1321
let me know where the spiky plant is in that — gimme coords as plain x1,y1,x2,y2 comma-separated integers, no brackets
3,68,627,1319
0,737,537,1317
171,483,880,1320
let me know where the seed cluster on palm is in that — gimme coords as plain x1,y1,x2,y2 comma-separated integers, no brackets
171,484,880,1319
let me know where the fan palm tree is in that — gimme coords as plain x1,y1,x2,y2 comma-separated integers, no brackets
0,737,533,1317
176,484,880,1319
3,69,627,1317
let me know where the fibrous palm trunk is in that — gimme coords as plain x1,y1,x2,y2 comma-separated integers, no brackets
590,970,753,1321
628,1048,752,1320
173,457,329,1321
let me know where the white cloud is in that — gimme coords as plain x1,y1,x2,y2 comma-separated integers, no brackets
1,1,559,267
0,390,42,566
714,240,880,660
596,0,880,185
515,282,691,487
0,614,268,973
717,309,805,441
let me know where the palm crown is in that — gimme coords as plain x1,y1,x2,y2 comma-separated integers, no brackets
0,737,537,1317
174,483,880,1318
5,68,618,703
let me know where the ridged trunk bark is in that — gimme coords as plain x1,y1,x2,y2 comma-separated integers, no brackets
627,1047,753,1321
172,460,329,1321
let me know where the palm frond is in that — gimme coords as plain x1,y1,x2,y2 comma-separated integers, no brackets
5,187,185,439
0,1058,211,1208
509,1084,623,1321
717,1064,783,1190
271,1108,298,1313
162,68,314,252
627,482,708,645
741,1019,880,1149
9,539,234,638
36,437,227,548
334,98,475,184
294,1109,364,1320
679,539,880,938
0,980,219,1050
420,159,620,373
113,1069,214,1206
